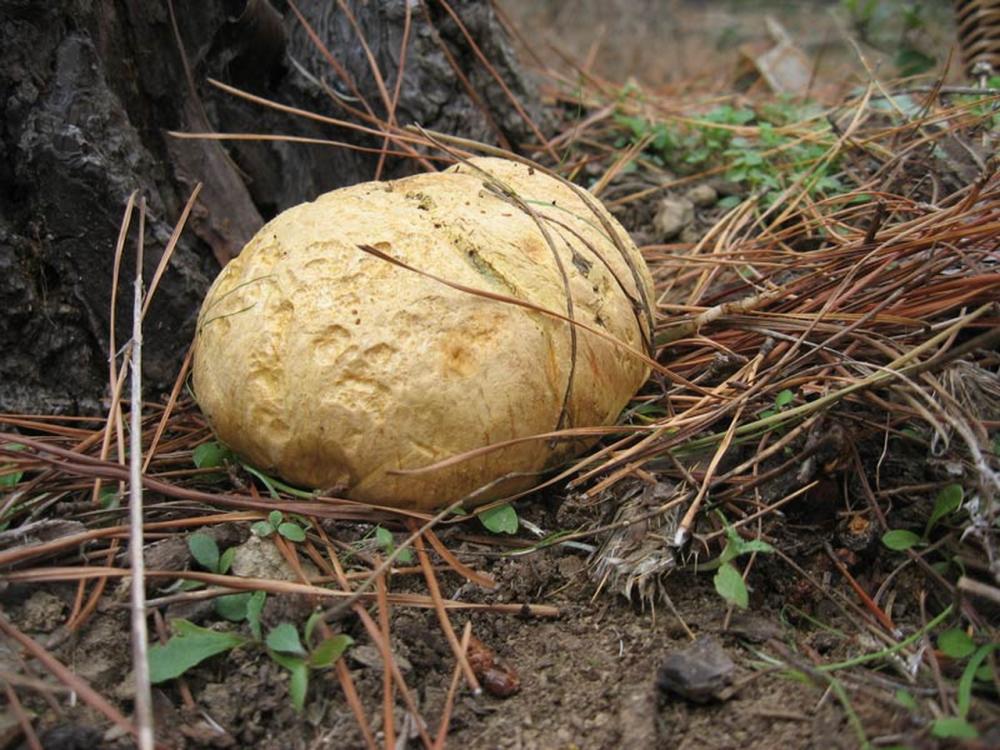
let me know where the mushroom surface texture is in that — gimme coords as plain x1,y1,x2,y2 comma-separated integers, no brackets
192,157,654,510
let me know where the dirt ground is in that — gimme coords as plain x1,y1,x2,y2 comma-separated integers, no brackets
2,427,980,750
0,514,914,750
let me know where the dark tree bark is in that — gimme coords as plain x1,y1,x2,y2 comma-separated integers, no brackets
0,0,548,413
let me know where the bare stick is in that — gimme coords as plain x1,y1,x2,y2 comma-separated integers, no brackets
129,198,154,750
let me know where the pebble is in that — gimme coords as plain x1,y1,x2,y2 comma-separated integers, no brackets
653,197,695,241
685,184,718,208
655,635,735,703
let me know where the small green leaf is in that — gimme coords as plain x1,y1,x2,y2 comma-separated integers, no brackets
774,389,794,408
268,510,283,528
375,526,394,550
396,547,414,564
479,504,519,534
188,533,220,572
931,716,978,740
193,441,230,469
219,547,236,575
148,620,249,683
717,195,742,209
266,623,306,656
215,593,251,622
931,560,950,575
251,521,275,538
894,689,918,711
714,562,748,609
926,484,963,536
304,610,323,645
99,488,120,510
246,591,266,641
0,443,25,488
308,635,354,668
268,651,309,712
881,529,920,551
958,644,998,717
938,628,975,659
278,523,306,542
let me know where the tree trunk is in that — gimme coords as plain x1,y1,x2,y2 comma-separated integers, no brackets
0,0,548,413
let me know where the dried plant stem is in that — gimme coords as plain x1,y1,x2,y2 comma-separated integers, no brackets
128,198,154,750
433,621,472,750
411,522,481,694
3,680,42,750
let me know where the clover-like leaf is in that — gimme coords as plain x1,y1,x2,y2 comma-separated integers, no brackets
278,523,306,542
215,593,251,622
938,628,975,660
479,504,518,535
251,521,275,538
266,623,306,656
188,532,220,572
193,441,231,469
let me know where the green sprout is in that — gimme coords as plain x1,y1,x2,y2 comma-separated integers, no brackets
252,510,307,542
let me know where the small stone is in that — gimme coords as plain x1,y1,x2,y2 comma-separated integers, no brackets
709,178,743,197
230,535,318,581
685,184,718,208
656,635,734,703
653,198,695,241
19,590,66,633
727,612,782,643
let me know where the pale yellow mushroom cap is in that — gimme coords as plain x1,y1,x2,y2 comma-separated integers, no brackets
192,157,654,510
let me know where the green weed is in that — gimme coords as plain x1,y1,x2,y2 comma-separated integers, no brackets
613,100,841,207
252,510,307,542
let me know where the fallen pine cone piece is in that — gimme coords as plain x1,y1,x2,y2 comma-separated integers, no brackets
467,634,520,698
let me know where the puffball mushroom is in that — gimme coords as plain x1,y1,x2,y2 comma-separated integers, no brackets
192,157,654,510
